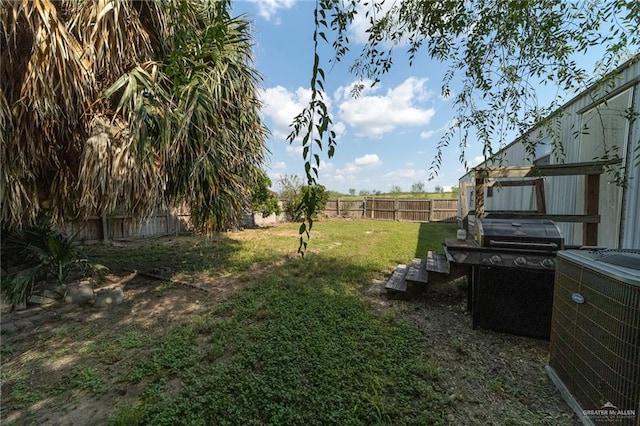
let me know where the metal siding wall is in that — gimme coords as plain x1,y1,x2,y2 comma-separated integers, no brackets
622,83,640,249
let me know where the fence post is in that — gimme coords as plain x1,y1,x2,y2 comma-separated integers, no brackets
584,174,599,246
100,212,109,241
363,197,367,218
394,198,399,221
428,199,432,222
337,198,341,216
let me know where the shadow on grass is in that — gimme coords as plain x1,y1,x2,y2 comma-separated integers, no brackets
84,233,244,274
415,222,457,258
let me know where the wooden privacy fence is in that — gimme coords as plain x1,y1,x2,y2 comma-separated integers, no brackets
61,207,191,242
322,198,458,222
61,198,457,242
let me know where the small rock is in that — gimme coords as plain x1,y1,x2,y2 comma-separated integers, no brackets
0,295,13,314
43,289,64,300
65,283,95,305
28,294,57,306
1,322,17,334
14,300,27,311
14,319,34,330
93,287,124,308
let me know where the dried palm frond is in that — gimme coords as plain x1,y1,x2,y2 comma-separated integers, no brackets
2,0,268,232
66,0,153,87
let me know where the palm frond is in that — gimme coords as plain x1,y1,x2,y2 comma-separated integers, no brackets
2,0,268,232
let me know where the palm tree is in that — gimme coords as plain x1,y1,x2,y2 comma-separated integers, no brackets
0,0,268,231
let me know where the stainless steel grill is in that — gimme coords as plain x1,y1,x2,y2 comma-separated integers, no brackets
445,218,564,339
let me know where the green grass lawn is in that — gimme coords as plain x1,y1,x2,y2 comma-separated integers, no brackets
106,220,457,425
3,220,458,426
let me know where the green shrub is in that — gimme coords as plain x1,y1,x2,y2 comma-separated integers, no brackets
278,174,329,221
1,224,107,304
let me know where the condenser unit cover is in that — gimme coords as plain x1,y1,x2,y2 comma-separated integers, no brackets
548,249,640,426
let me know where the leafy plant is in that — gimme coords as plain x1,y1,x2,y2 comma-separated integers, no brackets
70,367,107,395
108,401,148,426
410,182,425,193
1,225,107,305
250,170,281,217
278,174,329,222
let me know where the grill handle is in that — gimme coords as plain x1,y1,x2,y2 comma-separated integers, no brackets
488,240,558,250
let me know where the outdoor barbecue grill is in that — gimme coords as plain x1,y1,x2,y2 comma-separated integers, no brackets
445,218,564,339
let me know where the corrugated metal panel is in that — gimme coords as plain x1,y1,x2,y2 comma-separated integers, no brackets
621,84,640,249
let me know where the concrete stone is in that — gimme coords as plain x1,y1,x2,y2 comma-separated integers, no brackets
28,310,58,323
65,283,95,305
28,294,57,306
1,322,17,334
14,319,34,330
43,289,64,300
0,294,13,314
93,287,124,308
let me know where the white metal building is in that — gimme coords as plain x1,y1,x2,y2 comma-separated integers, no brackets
458,56,640,249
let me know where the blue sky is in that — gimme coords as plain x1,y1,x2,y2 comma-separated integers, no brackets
230,1,579,194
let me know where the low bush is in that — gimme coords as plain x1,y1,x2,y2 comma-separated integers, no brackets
1,224,106,305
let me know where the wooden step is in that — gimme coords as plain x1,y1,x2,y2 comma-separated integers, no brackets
425,251,450,275
405,258,429,284
384,264,408,292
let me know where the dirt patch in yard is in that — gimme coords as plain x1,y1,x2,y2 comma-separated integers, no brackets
2,257,578,425
362,277,580,425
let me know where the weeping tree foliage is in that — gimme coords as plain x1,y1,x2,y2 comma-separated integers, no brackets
0,0,268,232
290,0,640,253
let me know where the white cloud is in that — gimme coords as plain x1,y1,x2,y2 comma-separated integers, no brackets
354,154,381,166
382,168,427,181
456,155,485,174
469,155,485,167
332,121,347,139
420,119,460,140
336,78,436,138
246,0,296,22
341,153,382,173
420,130,437,139
285,144,304,156
319,160,334,172
271,161,286,170
260,86,313,140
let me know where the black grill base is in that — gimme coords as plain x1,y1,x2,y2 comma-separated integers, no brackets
472,266,554,339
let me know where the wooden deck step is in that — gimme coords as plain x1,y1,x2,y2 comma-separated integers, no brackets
425,251,450,275
384,264,408,292
405,258,429,284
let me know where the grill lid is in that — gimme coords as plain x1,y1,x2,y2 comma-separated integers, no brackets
476,218,563,249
